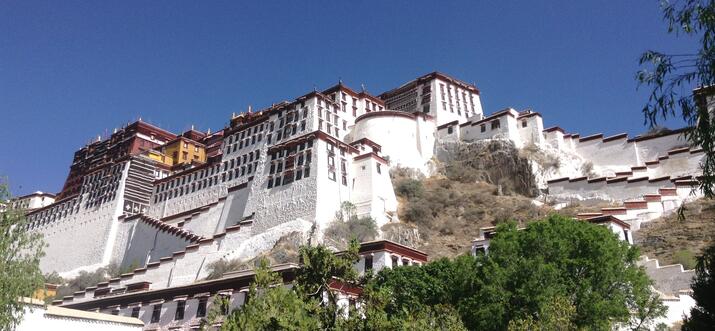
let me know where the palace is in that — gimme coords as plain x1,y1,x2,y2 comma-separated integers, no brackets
20,71,707,329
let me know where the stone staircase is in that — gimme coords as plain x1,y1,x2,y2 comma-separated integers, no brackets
640,256,695,296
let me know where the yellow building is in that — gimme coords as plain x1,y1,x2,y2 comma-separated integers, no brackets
160,137,207,166
145,149,174,167
32,283,58,302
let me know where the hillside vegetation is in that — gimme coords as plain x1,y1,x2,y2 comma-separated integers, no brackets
389,141,551,258
635,198,715,268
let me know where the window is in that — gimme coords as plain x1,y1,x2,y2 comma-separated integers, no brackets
365,255,373,271
304,167,310,177
447,126,453,134
196,298,207,317
131,307,140,318
267,177,273,188
151,304,162,323
376,164,382,174
480,124,486,133
341,175,347,186
491,120,500,130
522,120,527,128
328,171,336,181
174,300,185,320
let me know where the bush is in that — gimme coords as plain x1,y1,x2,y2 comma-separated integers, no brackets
674,250,697,270
642,126,672,138
325,216,378,247
51,264,118,300
395,178,424,198
206,259,248,280
581,161,597,178
403,200,433,226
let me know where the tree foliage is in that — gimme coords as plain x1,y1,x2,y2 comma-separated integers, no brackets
682,242,715,330
368,215,665,330
222,215,665,330
325,202,377,247
223,241,362,330
222,259,320,330
0,181,45,330
638,0,715,197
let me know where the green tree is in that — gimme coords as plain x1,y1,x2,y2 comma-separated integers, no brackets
368,215,665,330
325,203,378,248
507,295,577,331
682,242,715,330
637,0,715,197
294,239,361,328
223,242,362,330
222,259,320,330
469,216,664,330
0,181,45,330
339,286,467,331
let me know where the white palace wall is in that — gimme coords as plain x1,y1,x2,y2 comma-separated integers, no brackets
543,129,692,175
350,155,398,226
35,161,131,277
117,218,197,268
572,135,637,174
312,140,354,231
246,154,319,235
349,112,436,175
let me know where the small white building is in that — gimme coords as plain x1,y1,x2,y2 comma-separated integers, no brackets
17,297,143,331
11,191,56,211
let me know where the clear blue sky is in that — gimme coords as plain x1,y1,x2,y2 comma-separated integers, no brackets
0,1,699,196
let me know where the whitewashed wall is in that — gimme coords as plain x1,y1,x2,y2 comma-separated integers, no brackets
18,303,142,331
350,156,398,227
516,114,545,146
349,112,435,174
36,161,130,277
118,219,195,268
572,136,637,175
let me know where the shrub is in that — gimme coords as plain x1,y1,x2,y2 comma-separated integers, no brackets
403,200,433,226
674,250,697,270
206,259,248,280
325,216,378,245
642,126,672,138
581,161,596,178
52,265,118,299
395,178,424,198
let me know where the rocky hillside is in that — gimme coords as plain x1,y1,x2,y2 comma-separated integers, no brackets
436,140,540,197
387,141,551,258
